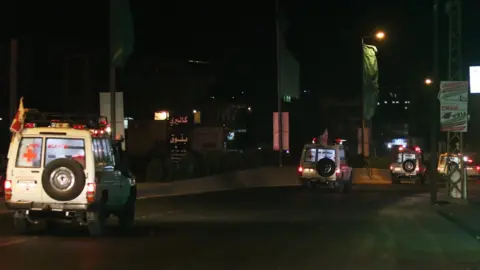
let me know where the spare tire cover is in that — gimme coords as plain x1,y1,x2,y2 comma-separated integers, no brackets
42,158,86,201
402,159,416,173
316,158,336,177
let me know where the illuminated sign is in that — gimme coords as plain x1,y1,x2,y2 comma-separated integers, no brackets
169,116,188,126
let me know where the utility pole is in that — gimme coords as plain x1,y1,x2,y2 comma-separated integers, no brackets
109,67,116,137
9,38,18,120
445,0,466,199
276,0,283,167
430,0,440,204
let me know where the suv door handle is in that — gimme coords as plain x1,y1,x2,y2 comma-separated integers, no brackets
31,170,40,173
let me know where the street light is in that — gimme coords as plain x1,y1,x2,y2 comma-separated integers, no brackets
425,78,433,85
375,31,386,40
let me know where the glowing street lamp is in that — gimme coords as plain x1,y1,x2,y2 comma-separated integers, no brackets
425,78,433,85
375,31,386,40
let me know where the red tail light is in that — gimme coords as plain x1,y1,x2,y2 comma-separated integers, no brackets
86,183,96,203
73,124,86,129
24,123,35,128
297,166,303,175
335,168,341,175
4,180,12,201
476,166,480,171
389,164,393,170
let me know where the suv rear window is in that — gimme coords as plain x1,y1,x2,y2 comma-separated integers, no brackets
396,152,416,163
16,137,43,168
304,148,336,162
45,138,86,168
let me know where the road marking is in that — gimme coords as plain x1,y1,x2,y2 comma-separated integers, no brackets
0,238,27,248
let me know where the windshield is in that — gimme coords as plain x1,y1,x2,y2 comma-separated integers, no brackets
304,148,336,162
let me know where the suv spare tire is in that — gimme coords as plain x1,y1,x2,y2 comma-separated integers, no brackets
402,159,416,173
316,158,336,177
42,158,86,201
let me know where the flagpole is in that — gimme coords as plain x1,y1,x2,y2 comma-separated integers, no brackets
9,38,18,121
276,0,283,167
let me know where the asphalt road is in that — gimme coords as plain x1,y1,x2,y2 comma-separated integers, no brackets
0,184,479,270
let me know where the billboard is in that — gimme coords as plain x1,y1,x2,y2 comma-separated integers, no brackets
469,66,480,94
438,81,469,132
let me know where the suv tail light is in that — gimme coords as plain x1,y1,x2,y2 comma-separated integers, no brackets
4,180,12,201
86,183,96,203
297,166,303,175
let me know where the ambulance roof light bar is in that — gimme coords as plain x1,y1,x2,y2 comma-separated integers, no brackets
23,110,108,130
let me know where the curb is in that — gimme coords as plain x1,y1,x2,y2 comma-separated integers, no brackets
435,208,480,242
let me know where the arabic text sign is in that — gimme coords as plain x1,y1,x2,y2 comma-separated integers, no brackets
438,81,469,103
439,81,468,133
440,103,468,132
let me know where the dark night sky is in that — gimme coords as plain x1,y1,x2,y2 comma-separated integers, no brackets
1,0,480,118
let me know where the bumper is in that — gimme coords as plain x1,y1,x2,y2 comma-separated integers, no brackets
299,177,341,187
5,201,91,212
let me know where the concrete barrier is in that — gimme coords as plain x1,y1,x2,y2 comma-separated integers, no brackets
137,167,298,198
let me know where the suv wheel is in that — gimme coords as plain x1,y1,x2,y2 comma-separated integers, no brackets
13,212,32,234
87,204,107,237
118,190,136,229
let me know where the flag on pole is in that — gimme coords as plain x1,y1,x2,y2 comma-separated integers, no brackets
10,97,25,133
319,129,328,145
362,44,379,120
110,0,135,68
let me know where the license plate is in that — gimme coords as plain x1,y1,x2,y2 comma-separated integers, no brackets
18,180,37,191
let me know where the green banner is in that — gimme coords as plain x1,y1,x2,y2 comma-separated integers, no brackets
110,0,135,68
362,44,379,120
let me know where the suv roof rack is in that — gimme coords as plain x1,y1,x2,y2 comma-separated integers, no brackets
24,109,108,129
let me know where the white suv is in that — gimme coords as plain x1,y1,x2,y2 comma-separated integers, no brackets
298,143,353,192
4,114,136,237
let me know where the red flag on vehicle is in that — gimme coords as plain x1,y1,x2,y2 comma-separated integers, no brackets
319,129,328,145
10,97,25,133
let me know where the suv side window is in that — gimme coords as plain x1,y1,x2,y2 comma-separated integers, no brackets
16,137,43,168
92,138,115,167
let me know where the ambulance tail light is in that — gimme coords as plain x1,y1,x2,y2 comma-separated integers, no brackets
4,180,12,201
86,182,96,203
297,166,303,175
